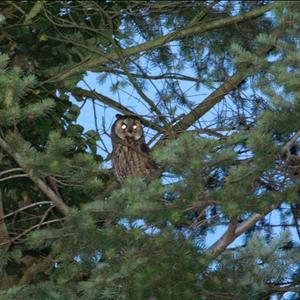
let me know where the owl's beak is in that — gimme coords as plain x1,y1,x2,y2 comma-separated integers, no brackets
125,129,134,139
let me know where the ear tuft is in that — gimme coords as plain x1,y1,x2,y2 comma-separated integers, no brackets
115,114,123,119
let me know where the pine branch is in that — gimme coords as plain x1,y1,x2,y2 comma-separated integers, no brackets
167,27,284,135
209,130,293,258
46,2,277,83
0,136,70,216
0,192,11,287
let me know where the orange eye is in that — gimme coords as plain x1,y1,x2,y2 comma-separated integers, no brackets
133,124,137,129
121,124,127,129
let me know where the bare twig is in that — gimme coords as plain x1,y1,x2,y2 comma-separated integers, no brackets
0,201,52,221
0,168,23,177
112,39,169,127
0,174,28,182
71,87,164,132
0,219,62,247
38,205,55,229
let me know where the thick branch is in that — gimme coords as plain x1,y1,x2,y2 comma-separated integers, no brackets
209,211,267,258
209,217,238,257
0,136,70,216
234,213,263,237
268,285,300,293
47,3,277,83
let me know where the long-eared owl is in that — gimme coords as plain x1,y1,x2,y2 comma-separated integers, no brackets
111,114,157,184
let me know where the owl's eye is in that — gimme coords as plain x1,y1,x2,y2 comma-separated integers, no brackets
133,124,137,130
121,124,127,129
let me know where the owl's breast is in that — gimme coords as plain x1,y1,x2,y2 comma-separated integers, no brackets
112,143,157,184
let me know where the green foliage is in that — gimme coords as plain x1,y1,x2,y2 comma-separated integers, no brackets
25,208,203,300
201,232,300,300
0,1,299,299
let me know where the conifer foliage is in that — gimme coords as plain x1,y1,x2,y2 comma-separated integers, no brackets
0,1,299,299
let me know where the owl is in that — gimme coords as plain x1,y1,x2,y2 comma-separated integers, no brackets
111,114,158,184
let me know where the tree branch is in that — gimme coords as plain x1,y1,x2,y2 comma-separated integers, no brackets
95,68,203,82
0,201,52,221
71,87,164,132
169,30,283,135
0,136,70,216
112,39,169,127
0,192,10,250
0,168,23,177
209,210,274,258
46,2,277,83
0,219,61,247
209,217,238,257
0,174,28,182
268,285,300,293
209,127,298,258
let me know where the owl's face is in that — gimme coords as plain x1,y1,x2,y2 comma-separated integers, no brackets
113,115,143,142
